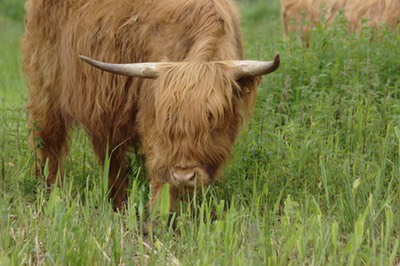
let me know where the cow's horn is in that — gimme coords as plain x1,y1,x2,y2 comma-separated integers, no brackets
79,55,160,79
228,53,280,80
79,53,280,80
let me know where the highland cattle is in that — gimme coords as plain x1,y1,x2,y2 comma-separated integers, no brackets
22,0,279,212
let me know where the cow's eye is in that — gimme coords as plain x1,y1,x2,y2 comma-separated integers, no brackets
207,111,214,123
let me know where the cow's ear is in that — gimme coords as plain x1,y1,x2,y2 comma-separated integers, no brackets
226,53,280,80
79,55,162,79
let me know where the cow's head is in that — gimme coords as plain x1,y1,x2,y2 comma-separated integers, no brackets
80,54,280,187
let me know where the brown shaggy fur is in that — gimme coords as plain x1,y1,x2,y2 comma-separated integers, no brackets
346,0,400,31
281,0,400,44
22,0,262,211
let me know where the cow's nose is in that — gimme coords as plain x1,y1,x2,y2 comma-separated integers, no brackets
172,167,196,183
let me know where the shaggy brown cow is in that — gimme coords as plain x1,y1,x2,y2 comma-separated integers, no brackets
22,0,279,212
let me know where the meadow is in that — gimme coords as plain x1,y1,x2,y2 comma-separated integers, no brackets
1,0,399,264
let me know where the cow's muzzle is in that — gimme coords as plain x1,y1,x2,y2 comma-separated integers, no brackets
172,166,197,186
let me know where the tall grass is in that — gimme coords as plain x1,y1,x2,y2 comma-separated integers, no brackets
0,23,25,106
1,0,400,264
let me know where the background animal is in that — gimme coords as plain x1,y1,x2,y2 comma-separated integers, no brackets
345,0,400,31
22,0,279,212
280,0,400,44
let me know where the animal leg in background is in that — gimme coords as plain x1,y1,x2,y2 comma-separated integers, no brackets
90,136,130,208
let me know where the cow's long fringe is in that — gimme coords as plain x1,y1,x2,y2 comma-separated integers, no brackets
153,62,256,166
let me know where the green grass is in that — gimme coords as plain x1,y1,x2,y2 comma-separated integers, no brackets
1,0,400,264
0,20,25,107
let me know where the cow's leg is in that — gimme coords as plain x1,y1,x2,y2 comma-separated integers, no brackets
28,108,70,185
91,137,129,209
149,180,179,213
142,180,179,234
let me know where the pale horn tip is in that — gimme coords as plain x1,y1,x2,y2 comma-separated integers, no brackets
79,55,98,66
